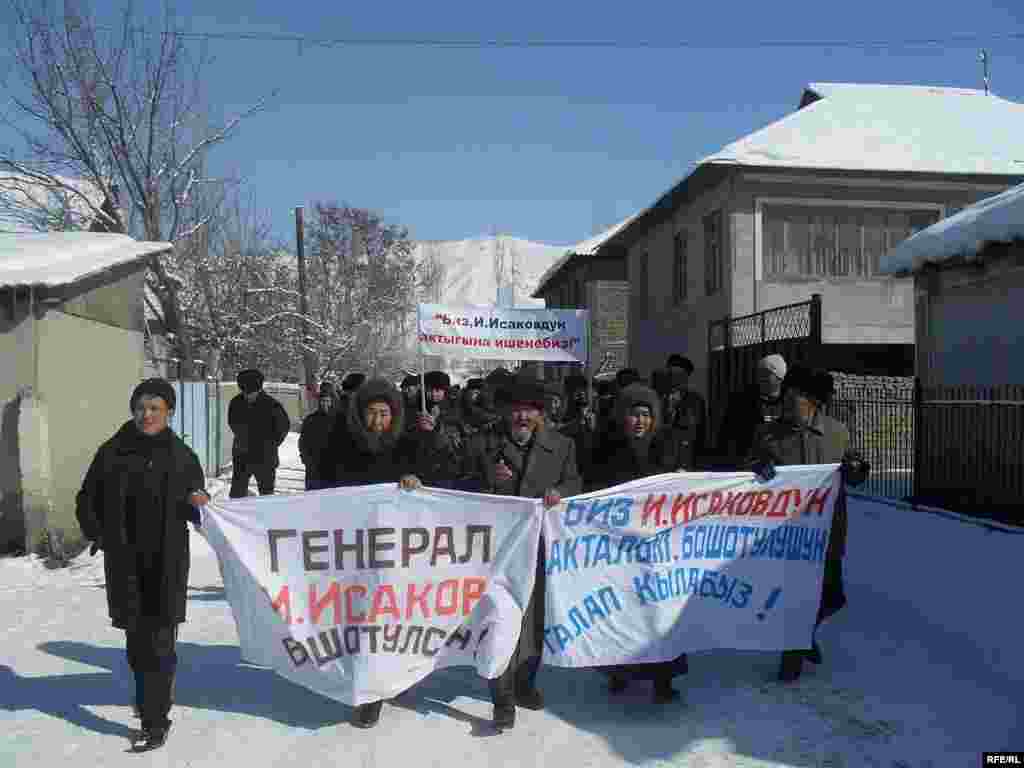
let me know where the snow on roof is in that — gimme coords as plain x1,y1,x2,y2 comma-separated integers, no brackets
533,214,638,297
0,173,108,233
701,82,1024,176
881,181,1024,275
0,232,172,290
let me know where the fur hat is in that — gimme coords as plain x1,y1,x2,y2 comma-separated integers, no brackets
342,372,366,392
615,368,643,388
466,378,485,391
759,354,788,381
564,373,588,394
495,373,548,409
666,354,695,375
614,383,662,431
318,381,336,398
424,371,451,391
349,378,404,435
783,365,834,404
130,378,176,413
236,368,264,393
401,374,420,389
485,367,513,389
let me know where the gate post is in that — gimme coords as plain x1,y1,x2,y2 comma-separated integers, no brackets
810,293,823,352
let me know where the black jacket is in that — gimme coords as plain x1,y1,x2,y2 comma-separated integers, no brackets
228,391,290,466
75,422,205,630
715,387,783,468
298,410,333,469
594,427,697,490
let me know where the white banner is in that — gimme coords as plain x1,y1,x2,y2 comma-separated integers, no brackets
417,303,590,363
540,465,840,666
202,485,541,705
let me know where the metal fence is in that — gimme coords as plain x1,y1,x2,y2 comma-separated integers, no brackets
915,384,1024,524
707,294,822,443
827,375,914,501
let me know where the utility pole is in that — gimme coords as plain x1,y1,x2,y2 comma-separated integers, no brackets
979,50,990,95
295,206,315,408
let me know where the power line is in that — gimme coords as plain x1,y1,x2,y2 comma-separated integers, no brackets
88,26,1024,51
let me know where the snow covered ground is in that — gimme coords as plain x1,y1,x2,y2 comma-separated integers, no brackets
2,437,1021,767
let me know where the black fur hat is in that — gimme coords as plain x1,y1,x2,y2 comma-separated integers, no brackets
495,373,548,409
783,365,834,404
401,374,420,389
130,378,176,413
342,373,366,392
564,373,588,394
666,354,695,375
236,368,264,393
424,371,451,391
615,368,643,388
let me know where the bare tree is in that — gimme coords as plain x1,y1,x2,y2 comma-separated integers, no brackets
304,203,438,381
0,0,271,377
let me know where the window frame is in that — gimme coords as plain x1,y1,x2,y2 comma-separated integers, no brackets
672,229,688,305
754,197,946,282
704,210,723,296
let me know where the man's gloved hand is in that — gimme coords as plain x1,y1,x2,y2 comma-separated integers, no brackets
840,454,870,486
751,459,777,483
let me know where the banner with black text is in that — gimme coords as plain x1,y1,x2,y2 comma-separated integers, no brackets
202,485,541,706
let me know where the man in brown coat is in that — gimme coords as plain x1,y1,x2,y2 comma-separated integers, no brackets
459,372,582,730
748,365,869,682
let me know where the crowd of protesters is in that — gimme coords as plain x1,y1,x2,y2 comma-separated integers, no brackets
75,353,869,748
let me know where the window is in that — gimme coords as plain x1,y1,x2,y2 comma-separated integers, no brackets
762,203,941,280
636,251,649,296
704,211,723,296
673,230,688,304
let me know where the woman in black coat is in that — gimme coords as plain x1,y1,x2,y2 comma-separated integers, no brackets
591,383,693,704
320,378,422,728
75,379,209,751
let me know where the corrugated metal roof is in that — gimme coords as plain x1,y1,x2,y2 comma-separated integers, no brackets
881,181,1024,275
0,232,172,290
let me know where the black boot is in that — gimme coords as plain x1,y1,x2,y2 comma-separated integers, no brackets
492,698,516,730
807,640,823,665
778,650,804,682
133,723,170,752
351,701,383,729
608,673,629,695
653,677,680,704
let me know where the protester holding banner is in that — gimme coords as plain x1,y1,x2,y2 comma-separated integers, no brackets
75,378,210,752
458,372,582,729
588,382,691,701
748,365,870,682
319,377,423,726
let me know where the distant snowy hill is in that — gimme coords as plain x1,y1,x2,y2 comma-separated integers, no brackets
413,235,568,309
410,235,569,379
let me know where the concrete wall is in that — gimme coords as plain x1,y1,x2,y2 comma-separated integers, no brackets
917,246,1024,388
37,311,144,545
627,174,734,398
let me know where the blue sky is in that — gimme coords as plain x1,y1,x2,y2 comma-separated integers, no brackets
2,0,1023,247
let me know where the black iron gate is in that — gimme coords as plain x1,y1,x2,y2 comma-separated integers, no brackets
706,294,822,448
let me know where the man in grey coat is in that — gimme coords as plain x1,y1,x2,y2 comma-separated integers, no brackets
748,365,869,682
459,372,582,730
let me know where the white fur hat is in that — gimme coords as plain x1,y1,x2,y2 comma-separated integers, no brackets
758,354,787,380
